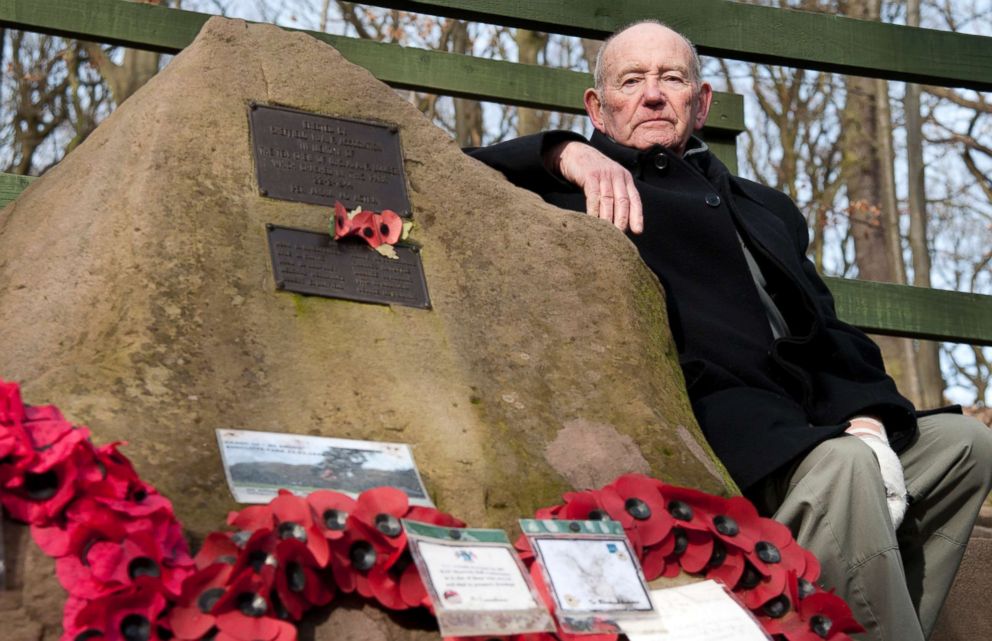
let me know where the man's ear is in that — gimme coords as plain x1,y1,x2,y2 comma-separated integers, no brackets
693,82,714,130
584,88,607,133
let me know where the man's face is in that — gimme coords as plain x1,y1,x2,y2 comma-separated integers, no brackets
584,24,713,154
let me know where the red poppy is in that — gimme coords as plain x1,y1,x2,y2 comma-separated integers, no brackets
664,526,715,575
2,440,91,525
210,568,293,641
760,573,863,640
348,487,411,566
229,529,280,583
305,490,355,541
196,532,241,569
229,490,328,567
0,384,32,485
704,538,746,588
559,487,644,553
89,530,192,597
659,484,723,533
273,538,334,619
32,497,127,558
78,441,142,500
703,496,762,554
606,474,674,546
68,584,169,641
169,563,236,640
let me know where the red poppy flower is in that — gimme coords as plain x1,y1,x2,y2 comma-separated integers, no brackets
659,484,723,533
229,490,328,567
558,487,644,553
273,538,334,619
606,474,674,546
210,568,292,641
328,488,415,605
348,487,411,567
306,490,355,541
68,584,169,641
32,497,127,558
229,529,280,584
78,441,142,500
196,532,241,569
664,526,714,575
760,573,863,640
169,563,236,640
378,210,403,245
704,538,746,588
0,384,32,485
89,530,192,597
702,496,762,554
2,440,91,525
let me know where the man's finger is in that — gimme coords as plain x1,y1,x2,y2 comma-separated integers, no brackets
626,172,644,234
612,172,630,232
585,179,600,218
598,176,614,222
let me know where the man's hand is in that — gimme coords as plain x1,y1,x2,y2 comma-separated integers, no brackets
846,417,908,528
545,141,644,234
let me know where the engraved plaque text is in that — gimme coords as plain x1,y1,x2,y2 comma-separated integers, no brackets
266,225,430,309
250,105,410,213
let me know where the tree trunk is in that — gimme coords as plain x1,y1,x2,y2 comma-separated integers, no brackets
515,29,549,136
905,0,946,408
449,21,483,146
839,0,919,402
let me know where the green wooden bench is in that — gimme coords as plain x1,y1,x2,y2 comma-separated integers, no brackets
2,0,991,347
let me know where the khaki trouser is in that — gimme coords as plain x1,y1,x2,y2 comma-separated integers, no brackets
751,413,992,641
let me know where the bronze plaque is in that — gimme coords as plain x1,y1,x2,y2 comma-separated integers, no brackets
250,104,410,214
266,224,430,309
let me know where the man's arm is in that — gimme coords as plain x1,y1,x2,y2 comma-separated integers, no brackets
467,133,643,234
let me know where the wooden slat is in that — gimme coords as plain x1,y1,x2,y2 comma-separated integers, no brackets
0,0,744,138
0,173,34,209
1,173,987,344
373,0,992,91
825,277,992,346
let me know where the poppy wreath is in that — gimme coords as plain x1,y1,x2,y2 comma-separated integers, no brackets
1,378,864,641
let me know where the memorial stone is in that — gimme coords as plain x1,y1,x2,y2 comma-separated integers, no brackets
0,17,733,640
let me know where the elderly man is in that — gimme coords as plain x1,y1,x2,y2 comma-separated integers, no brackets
469,21,992,641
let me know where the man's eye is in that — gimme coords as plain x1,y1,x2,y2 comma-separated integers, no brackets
663,75,688,86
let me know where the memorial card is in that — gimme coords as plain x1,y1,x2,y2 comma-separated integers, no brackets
216,428,432,505
405,521,555,637
521,519,654,635
623,580,772,641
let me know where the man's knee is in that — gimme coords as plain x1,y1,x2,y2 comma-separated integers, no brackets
792,434,883,488
915,413,992,490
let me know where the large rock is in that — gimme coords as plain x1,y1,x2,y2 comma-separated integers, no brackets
0,17,732,639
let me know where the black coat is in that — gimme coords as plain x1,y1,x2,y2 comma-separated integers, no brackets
468,130,917,491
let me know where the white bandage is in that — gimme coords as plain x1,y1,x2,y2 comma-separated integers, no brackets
846,419,908,529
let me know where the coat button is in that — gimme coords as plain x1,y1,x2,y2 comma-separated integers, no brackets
705,193,721,207
653,154,668,170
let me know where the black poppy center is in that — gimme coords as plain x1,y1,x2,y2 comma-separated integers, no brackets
375,513,403,538
672,528,688,556
247,550,275,572
755,541,781,564
798,578,817,600
337,216,345,229
379,224,390,236
24,470,59,500
708,539,727,567
155,626,173,641
762,595,790,619
738,562,761,589
624,497,651,521
713,515,739,537
668,500,693,522
587,509,608,521
74,630,105,641
197,587,225,613
277,521,307,543
349,540,377,571
235,592,268,618
810,614,833,638
286,561,306,592
131,487,148,503
362,227,374,238
127,556,161,580
323,509,347,531
120,614,151,641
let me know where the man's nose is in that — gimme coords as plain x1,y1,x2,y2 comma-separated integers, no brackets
641,77,666,104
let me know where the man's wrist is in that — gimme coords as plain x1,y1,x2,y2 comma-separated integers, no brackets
846,416,887,442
